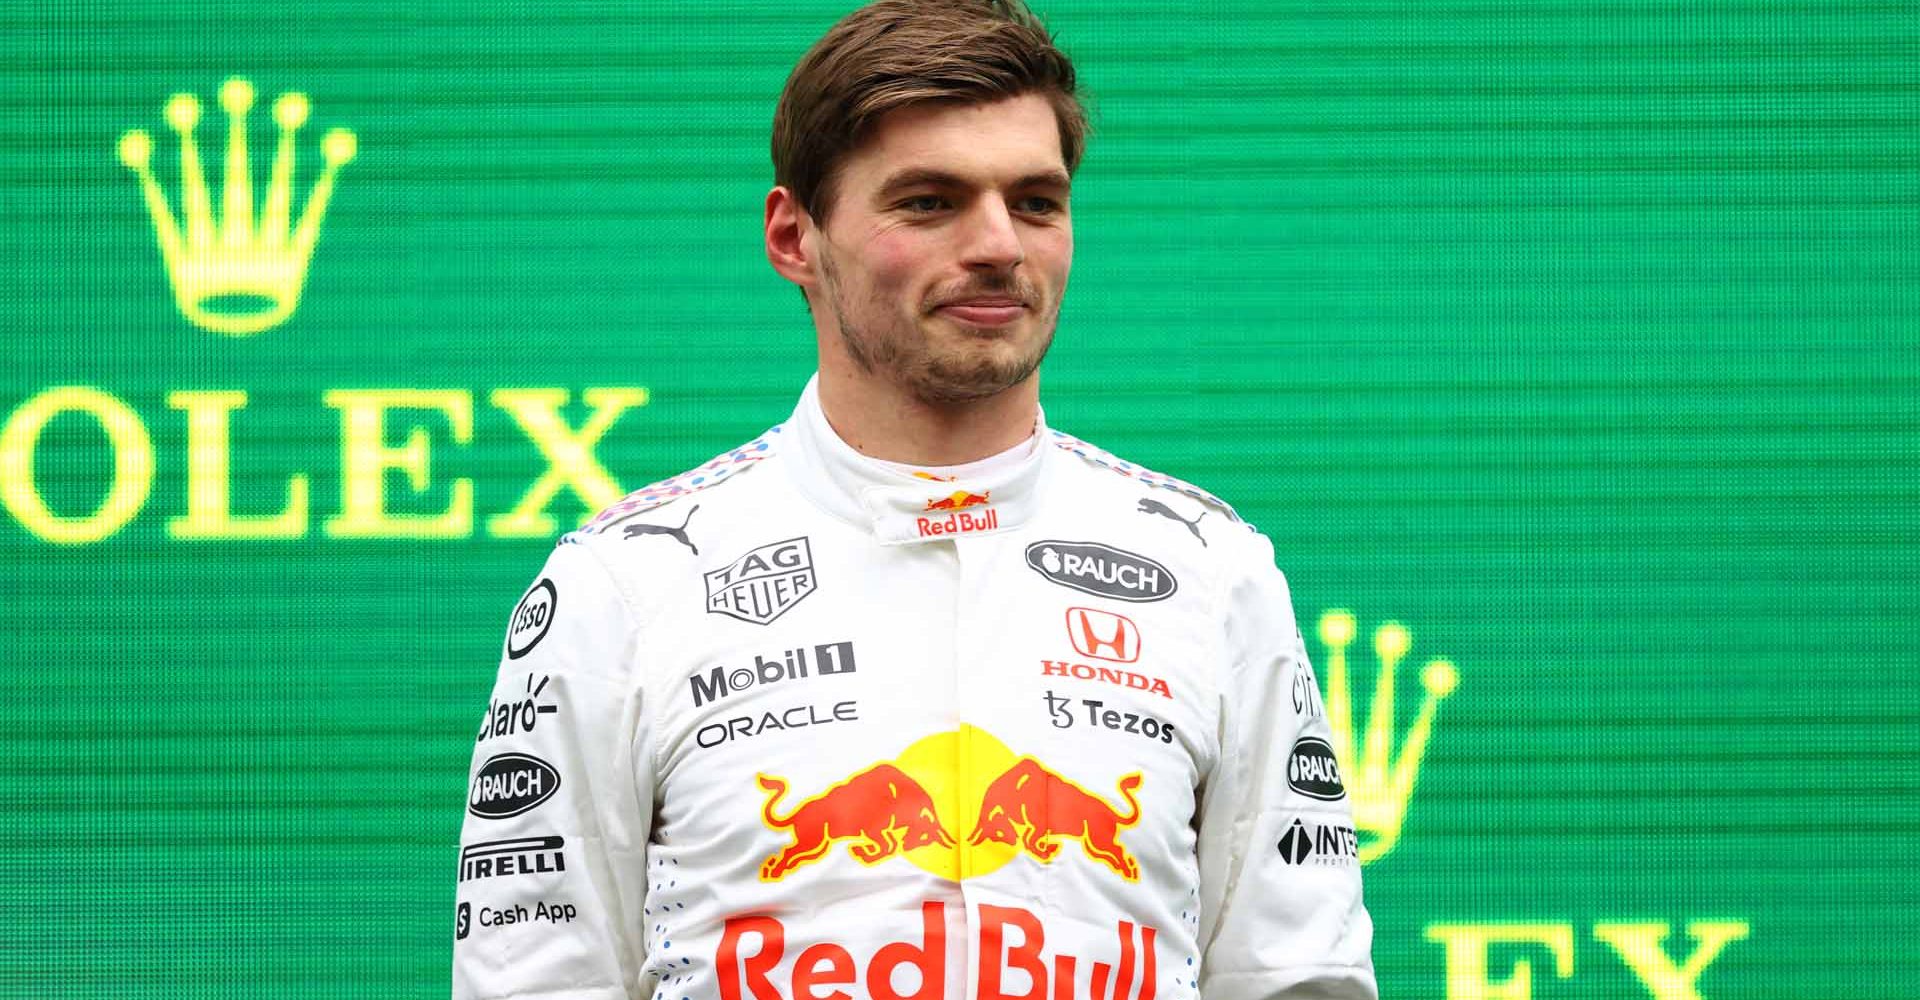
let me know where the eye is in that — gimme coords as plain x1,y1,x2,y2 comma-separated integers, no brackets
1020,197,1064,214
900,195,948,213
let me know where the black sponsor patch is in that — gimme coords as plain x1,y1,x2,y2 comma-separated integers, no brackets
1287,736,1346,800
1024,541,1177,603
468,752,560,819
506,579,557,660
456,902,471,940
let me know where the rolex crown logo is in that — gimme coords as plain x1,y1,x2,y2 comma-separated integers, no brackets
117,78,356,336
1316,609,1458,864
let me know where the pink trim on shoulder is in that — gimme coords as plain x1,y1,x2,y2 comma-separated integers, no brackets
577,425,784,535
1050,430,1241,523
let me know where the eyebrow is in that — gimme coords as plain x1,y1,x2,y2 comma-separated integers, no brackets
874,167,1072,201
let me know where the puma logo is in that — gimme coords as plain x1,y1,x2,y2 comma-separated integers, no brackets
622,504,700,555
1136,497,1205,547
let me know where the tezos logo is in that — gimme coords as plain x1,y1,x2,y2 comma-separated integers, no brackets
506,579,557,659
1277,817,1358,867
1025,541,1177,602
705,537,816,625
1286,736,1346,801
468,752,560,819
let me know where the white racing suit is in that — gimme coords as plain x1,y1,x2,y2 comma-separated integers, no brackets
453,376,1376,1000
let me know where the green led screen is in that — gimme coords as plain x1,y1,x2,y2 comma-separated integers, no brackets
3,1,1916,997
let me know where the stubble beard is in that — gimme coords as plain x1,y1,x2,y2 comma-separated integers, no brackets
820,247,1057,406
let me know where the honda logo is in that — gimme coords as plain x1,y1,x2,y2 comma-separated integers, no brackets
1066,607,1141,663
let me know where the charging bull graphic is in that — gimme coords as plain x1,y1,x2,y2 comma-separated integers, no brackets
756,763,956,881
969,757,1144,881
758,746,1144,883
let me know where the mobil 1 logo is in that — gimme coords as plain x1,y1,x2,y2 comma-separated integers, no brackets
688,640,857,707
506,579,557,659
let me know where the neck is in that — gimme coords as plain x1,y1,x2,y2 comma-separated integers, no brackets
815,363,1040,466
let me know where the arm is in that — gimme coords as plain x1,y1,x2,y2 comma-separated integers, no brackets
453,538,654,1000
1195,532,1377,1000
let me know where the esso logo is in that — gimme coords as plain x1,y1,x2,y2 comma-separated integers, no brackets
507,579,557,659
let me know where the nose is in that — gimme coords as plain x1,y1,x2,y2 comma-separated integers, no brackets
959,195,1025,271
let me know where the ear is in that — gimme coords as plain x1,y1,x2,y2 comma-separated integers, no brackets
765,186,816,293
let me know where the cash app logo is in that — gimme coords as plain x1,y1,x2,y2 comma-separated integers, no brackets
1315,610,1459,864
117,77,356,336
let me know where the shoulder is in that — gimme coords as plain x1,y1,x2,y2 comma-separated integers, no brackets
1047,427,1245,527
1045,426,1283,584
569,423,788,540
548,423,793,617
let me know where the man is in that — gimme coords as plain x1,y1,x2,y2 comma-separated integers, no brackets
452,2,1376,998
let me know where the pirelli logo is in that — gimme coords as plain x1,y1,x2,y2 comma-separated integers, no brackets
458,835,566,882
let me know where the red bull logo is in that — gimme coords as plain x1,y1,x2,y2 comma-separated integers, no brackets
924,489,991,512
756,727,1143,884
756,763,956,881
717,900,1161,1000
968,757,1144,881
916,507,1000,537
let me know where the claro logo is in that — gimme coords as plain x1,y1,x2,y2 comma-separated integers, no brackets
468,752,560,819
1025,541,1177,603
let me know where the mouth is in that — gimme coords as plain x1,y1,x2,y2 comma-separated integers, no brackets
936,302,1027,327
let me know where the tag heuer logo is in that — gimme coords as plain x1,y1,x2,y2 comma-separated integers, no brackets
705,537,816,625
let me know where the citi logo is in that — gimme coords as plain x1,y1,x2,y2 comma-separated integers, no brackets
1065,607,1140,663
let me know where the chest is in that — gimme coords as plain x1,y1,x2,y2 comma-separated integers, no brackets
644,519,1225,853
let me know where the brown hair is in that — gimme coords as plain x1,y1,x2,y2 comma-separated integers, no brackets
771,0,1091,231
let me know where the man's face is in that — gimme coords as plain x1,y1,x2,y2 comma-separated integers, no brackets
805,92,1073,405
